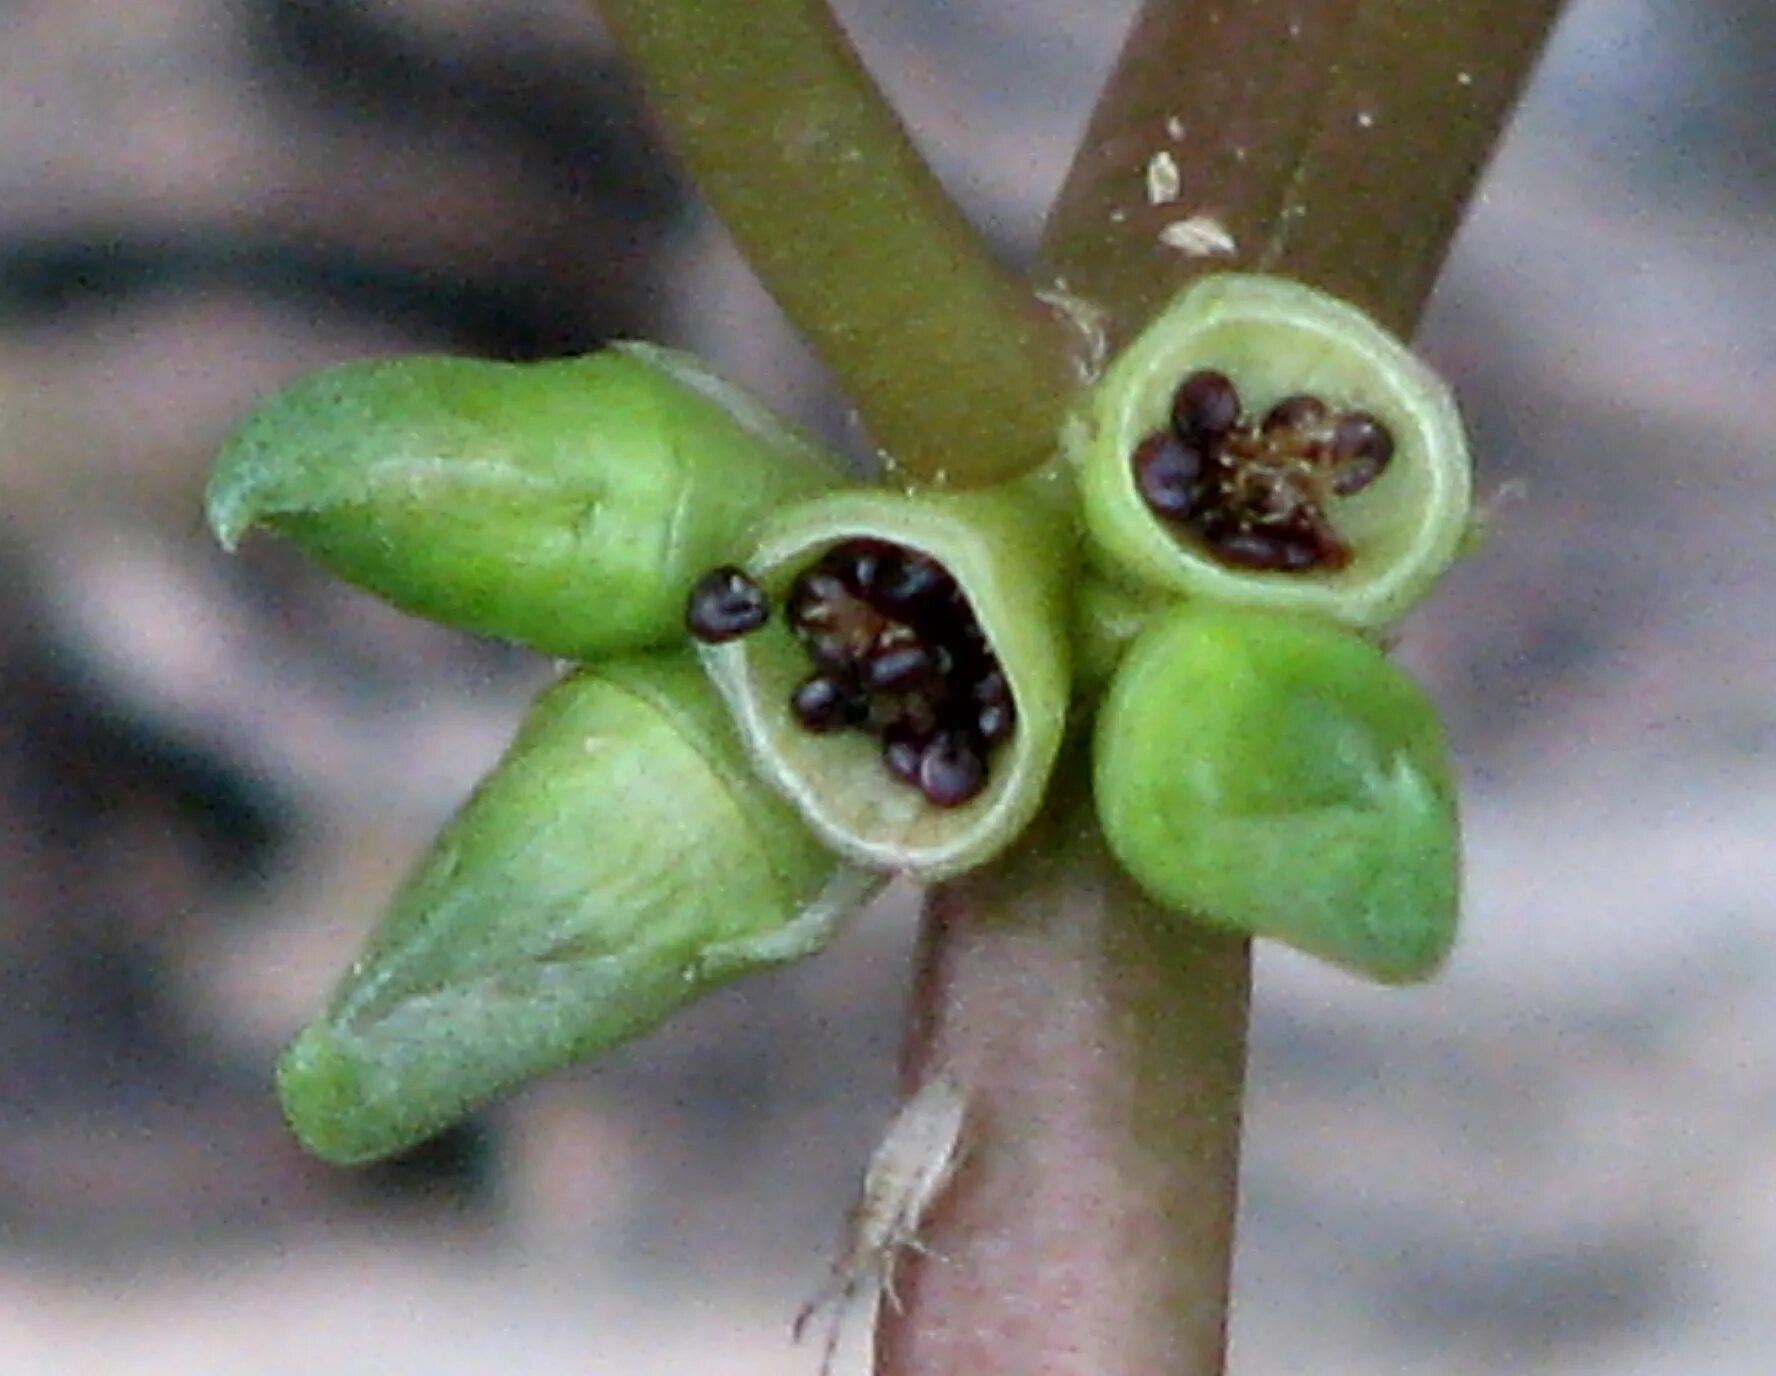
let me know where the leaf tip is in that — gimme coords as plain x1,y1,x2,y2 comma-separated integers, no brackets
276,1022,382,1167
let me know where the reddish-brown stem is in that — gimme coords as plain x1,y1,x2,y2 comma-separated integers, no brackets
1039,0,1566,341
881,786,1249,1376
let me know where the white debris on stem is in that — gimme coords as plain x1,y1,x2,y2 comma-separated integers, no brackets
1158,214,1238,258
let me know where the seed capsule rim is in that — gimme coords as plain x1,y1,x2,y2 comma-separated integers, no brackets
1072,273,1473,628
279,656,881,1165
697,487,1070,881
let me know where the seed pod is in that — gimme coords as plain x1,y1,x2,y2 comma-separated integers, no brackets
1068,274,1472,628
1093,605,1459,983
696,477,1071,880
206,344,846,658
277,655,876,1165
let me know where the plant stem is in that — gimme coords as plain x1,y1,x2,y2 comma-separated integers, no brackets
590,0,1076,486
881,777,1249,1376
882,2,1564,1374
1038,0,1567,340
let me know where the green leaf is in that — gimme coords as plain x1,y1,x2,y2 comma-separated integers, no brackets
1093,605,1459,982
278,654,874,1165
206,344,847,658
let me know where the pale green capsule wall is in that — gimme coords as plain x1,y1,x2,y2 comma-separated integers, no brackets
1071,274,1472,628
279,656,869,1165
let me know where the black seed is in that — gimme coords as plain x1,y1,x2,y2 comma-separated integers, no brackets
864,638,939,693
685,566,769,642
976,698,1016,746
1171,369,1241,440
796,630,859,673
972,669,1016,745
786,568,851,629
882,730,927,787
872,689,943,740
790,672,862,732
1187,502,1240,543
1328,412,1395,494
1133,431,1209,520
1210,525,1337,572
822,538,898,596
939,589,988,650
1261,394,1331,434
870,550,950,615
788,564,884,669
917,730,988,808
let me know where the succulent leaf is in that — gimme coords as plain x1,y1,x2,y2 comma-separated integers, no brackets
1093,605,1460,982
206,344,846,658
278,654,875,1165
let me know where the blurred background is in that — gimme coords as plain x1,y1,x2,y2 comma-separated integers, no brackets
0,0,1772,1371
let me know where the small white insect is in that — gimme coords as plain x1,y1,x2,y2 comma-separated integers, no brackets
1158,213,1238,259
792,1075,969,1376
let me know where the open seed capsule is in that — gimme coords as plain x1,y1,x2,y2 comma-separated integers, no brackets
276,655,876,1165
695,480,1071,880
1094,605,1459,983
1069,274,1472,628
206,343,845,659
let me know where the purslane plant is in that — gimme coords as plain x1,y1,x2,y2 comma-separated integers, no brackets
208,267,1471,1163
198,3,1567,1366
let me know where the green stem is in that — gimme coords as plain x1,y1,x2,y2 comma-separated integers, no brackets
591,0,1076,486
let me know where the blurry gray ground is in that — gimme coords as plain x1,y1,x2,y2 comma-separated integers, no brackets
1,0,1773,1372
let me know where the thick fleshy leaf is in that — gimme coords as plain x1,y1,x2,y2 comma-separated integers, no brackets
1094,605,1459,982
278,654,875,1164
207,344,846,657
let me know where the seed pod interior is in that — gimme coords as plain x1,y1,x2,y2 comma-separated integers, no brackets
697,484,1070,880
1073,274,1472,627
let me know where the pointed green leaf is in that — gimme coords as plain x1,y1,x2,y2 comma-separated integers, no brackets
1094,605,1460,982
278,654,874,1164
207,345,847,657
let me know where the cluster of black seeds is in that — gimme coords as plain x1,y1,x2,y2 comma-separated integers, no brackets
685,541,1014,808
1131,369,1396,572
